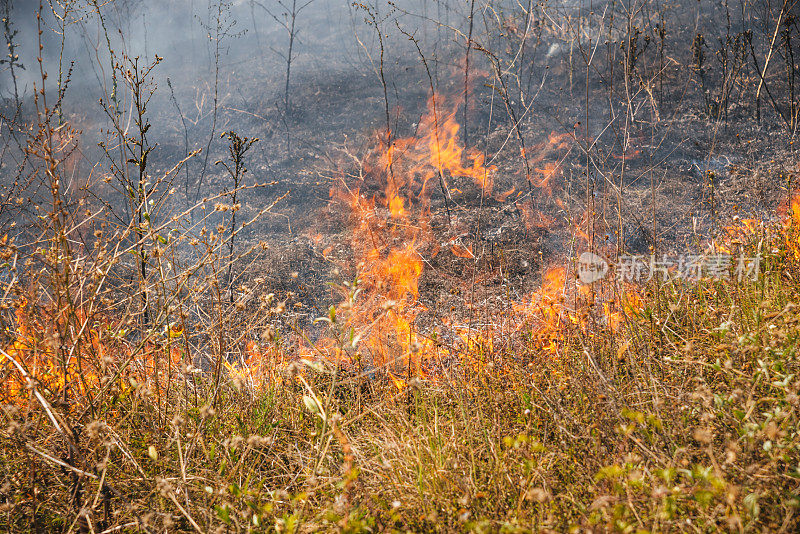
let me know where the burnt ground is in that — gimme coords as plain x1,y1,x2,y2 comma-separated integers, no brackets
206,51,797,338
228,49,791,293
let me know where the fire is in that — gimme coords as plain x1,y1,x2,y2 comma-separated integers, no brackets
1,301,188,406
533,161,560,191
519,131,574,196
386,94,497,197
520,204,557,231
0,92,662,401
319,93,501,377
383,244,423,299
784,192,800,259
603,289,643,331
513,266,570,354
494,186,516,202
611,147,642,161
224,340,285,391
1,304,104,405
710,217,763,254
389,195,406,217
450,243,475,259
320,96,602,379
527,132,572,166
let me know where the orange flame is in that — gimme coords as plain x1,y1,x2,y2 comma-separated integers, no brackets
1,301,192,406
784,192,800,259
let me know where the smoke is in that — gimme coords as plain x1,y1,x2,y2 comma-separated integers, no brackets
0,1,463,104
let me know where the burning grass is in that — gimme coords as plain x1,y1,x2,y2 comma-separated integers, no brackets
2,212,799,531
1,88,799,530
4,0,800,529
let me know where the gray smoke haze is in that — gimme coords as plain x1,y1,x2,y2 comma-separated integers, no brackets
2,0,528,178
1,1,480,105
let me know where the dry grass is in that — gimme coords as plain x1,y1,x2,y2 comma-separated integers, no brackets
1,211,799,532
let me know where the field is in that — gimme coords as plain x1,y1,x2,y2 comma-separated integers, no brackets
1,0,800,532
